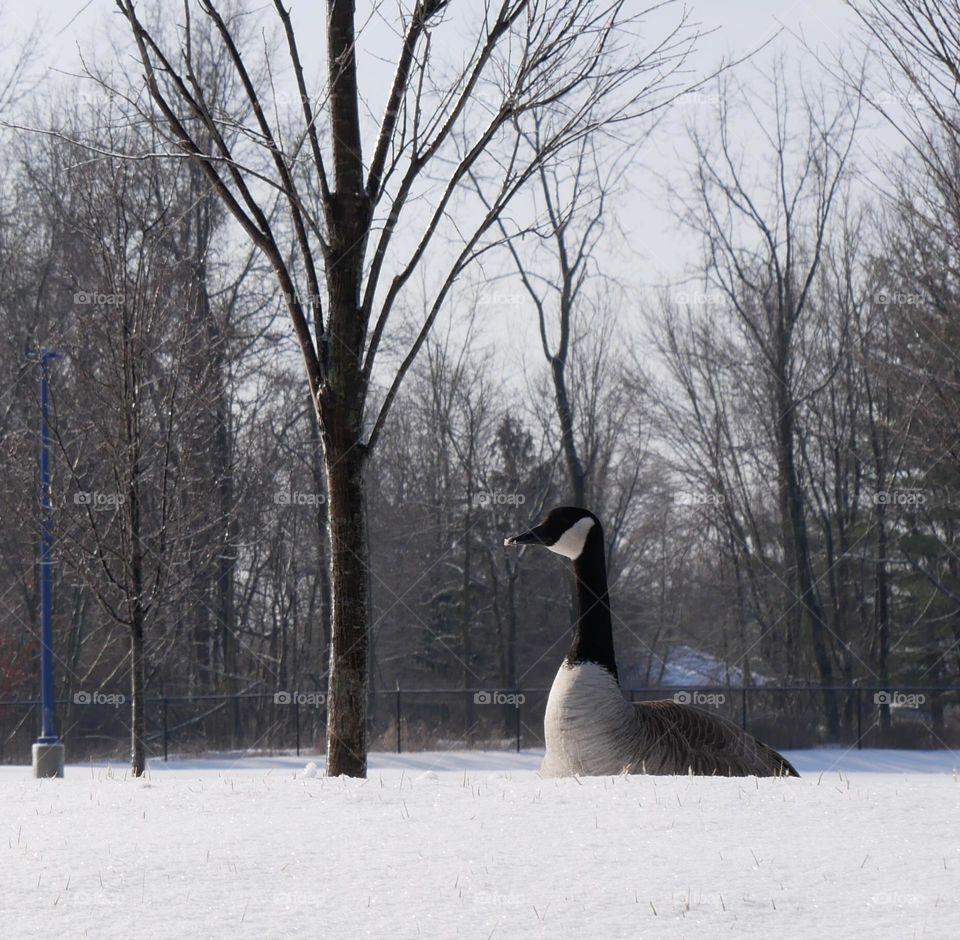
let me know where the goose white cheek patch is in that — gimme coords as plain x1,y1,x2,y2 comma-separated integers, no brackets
547,517,595,559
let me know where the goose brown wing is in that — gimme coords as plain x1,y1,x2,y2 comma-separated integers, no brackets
631,699,799,777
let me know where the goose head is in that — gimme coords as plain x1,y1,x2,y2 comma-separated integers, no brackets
504,506,600,561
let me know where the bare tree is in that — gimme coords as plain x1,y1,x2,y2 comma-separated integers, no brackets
851,1,960,183
26,120,215,775
649,298,783,683
488,129,614,506
109,0,700,775
668,66,860,734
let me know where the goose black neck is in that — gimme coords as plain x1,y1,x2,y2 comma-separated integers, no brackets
565,524,618,682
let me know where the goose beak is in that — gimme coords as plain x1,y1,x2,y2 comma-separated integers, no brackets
504,525,546,548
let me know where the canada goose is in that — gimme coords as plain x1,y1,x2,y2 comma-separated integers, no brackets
505,506,799,778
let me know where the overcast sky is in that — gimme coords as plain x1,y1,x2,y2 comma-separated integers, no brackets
2,1,894,376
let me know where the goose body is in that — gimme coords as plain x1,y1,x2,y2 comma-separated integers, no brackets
506,507,798,779
542,660,641,777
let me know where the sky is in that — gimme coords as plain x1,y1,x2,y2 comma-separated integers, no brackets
0,1,896,377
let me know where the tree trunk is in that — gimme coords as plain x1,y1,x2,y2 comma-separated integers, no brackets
776,386,839,736
307,403,332,662
319,0,373,778
123,289,148,777
507,567,519,689
462,480,475,742
870,406,892,734
729,534,753,687
551,357,586,506
192,580,211,690
130,606,146,776
129,476,146,777
208,288,238,737
322,424,369,777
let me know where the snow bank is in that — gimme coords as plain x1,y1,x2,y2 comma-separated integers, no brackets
1,750,957,938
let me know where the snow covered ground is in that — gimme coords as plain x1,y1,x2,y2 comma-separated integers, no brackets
2,749,958,939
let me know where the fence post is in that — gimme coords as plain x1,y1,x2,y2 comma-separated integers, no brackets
162,697,168,762
396,682,402,754
741,688,747,731
295,698,300,757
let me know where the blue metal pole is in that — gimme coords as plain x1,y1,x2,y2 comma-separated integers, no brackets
37,349,60,744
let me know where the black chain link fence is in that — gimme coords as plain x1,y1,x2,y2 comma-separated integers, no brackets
1,685,957,765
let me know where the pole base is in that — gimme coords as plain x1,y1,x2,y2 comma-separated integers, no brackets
32,742,65,778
